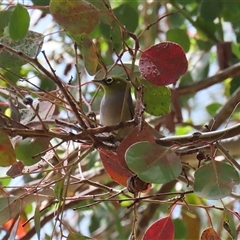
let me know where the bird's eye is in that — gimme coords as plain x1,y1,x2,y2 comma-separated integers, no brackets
106,77,113,84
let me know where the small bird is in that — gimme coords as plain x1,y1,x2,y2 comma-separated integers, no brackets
93,76,134,137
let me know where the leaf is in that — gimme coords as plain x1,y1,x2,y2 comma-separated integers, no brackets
99,149,133,187
67,232,91,240
113,3,138,34
194,162,240,200
138,78,171,116
15,137,50,166
77,35,98,76
0,197,21,224
4,214,29,239
117,122,155,169
54,174,64,200
116,123,155,192
166,29,190,52
85,0,112,24
200,0,223,22
200,227,221,240
0,10,12,37
94,64,140,80
33,101,56,120
230,76,240,95
32,0,50,6
20,101,55,125
206,103,222,117
49,0,99,36
139,42,188,86
0,128,16,167
9,4,30,40
125,141,182,184
98,3,138,51
223,207,238,239
142,216,174,240
195,17,217,42
222,1,240,22
231,42,240,59
182,206,201,239
34,205,41,240
173,218,187,240
6,161,24,178
0,31,44,68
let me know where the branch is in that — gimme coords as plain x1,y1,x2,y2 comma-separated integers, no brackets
0,44,102,146
156,123,240,147
206,88,240,130
176,62,240,95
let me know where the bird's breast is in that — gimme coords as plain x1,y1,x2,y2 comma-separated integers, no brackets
100,92,132,126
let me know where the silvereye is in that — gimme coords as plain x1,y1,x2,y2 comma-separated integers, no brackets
93,76,134,136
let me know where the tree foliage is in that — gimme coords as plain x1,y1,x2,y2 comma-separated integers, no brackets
0,1,240,239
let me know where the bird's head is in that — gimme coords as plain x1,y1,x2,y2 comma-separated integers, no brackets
93,76,129,94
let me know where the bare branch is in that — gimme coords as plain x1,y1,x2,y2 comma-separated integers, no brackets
177,62,240,95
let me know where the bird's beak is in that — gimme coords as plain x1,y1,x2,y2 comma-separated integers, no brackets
92,79,102,85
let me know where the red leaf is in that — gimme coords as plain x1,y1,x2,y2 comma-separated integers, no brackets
99,123,157,189
0,129,16,167
99,149,133,187
4,214,29,238
139,42,188,86
142,215,174,240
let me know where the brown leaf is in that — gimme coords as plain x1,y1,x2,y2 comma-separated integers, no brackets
200,227,221,240
6,161,24,178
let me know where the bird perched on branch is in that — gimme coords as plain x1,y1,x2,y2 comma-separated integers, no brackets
93,76,134,137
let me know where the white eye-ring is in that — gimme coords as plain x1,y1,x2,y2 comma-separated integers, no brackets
106,77,113,84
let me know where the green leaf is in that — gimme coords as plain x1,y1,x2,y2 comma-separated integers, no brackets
196,39,213,51
194,162,240,200
166,29,190,52
206,103,222,116
98,20,122,51
0,197,20,224
99,3,138,52
168,10,185,28
114,3,138,33
34,205,41,240
173,218,187,240
0,10,12,37
195,17,218,42
222,1,240,22
74,35,98,76
54,174,64,200
67,232,91,240
230,76,240,95
85,0,112,24
200,0,223,22
174,0,196,6
0,31,44,68
223,207,238,239
95,64,140,79
32,0,50,6
0,128,16,167
125,141,182,184
231,42,240,59
9,4,30,40
15,137,50,166
139,78,171,116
